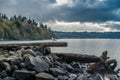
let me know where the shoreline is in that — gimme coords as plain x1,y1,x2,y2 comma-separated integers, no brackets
0,46,119,80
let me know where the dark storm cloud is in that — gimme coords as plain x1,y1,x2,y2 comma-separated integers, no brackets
52,0,120,22
0,0,120,22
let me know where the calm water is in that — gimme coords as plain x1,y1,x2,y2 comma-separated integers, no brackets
51,39,120,67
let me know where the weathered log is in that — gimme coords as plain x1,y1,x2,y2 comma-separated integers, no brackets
52,53,100,63
0,42,68,51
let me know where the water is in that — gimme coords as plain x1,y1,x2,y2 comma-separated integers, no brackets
51,39,120,67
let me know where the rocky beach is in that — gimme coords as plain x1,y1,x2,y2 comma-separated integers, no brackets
0,45,119,80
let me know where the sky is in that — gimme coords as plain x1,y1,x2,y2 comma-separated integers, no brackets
0,0,120,32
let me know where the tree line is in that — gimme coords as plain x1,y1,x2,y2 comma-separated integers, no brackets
0,13,55,40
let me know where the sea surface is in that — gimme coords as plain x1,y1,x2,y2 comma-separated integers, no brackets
51,39,120,68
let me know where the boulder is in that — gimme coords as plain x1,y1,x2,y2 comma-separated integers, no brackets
0,62,11,72
24,56,49,72
10,57,23,66
58,76,68,80
36,72,55,80
61,63,74,72
105,74,119,80
0,70,7,78
68,73,77,80
77,75,88,80
21,49,36,57
33,46,51,55
49,68,66,77
3,77,15,80
14,70,36,80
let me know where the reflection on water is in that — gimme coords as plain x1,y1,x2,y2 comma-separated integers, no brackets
51,39,120,67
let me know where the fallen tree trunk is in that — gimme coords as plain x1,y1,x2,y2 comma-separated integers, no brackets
52,53,100,63
0,42,68,51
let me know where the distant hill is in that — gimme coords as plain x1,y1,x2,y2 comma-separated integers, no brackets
55,31,120,39
0,13,55,40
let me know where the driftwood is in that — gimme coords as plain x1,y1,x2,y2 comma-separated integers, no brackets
0,42,68,51
52,53,100,63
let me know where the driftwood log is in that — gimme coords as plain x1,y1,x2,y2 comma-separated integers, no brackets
52,53,100,63
0,42,67,51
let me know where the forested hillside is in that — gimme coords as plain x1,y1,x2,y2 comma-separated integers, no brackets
0,13,55,40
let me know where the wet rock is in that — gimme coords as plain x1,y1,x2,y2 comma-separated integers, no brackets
49,68,66,77
14,70,36,80
77,74,89,80
0,70,7,78
68,73,77,80
105,74,119,80
0,62,11,72
72,68,83,74
61,63,74,72
19,62,26,68
58,76,68,80
24,56,49,72
9,51,15,55
10,57,23,66
33,46,51,55
21,49,36,57
11,65,19,71
35,51,43,56
3,77,15,80
36,72,55,80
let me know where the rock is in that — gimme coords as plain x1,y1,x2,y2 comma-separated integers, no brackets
72,68,83,74
21,49,36,57
0,62,11,72
24,56,49,72
10,57,23,68
0,70,7,78
14,70,36,80
44,47,51,55
33,46,51,55
35,51,43,56
9,51,15,55
3,77,15,80
105,74,119,80
49,68,66,77
61,63,74,72
58,76,68,80
11,65,19,70
77,75,87,80
19,62,26,68
68,73,77,80
36,72,55,80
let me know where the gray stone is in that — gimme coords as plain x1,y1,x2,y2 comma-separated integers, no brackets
21,49,36,57
14,70,36,80
35,51,43,56
33,46,51,55
61,63,74,72
10,57,23,65
77,74,88,80
36,72,55,80
68,73,77,80
58,76,68,80
3,77,15,80
0,62,11,72
9,51,15,55
19,62,26,68
24,56,49,72
11,65,19,70
49,68,66,77
105,74,119,80
0,70,7,78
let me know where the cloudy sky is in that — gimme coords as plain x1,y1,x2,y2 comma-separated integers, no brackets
0,0,120,32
